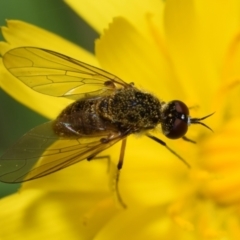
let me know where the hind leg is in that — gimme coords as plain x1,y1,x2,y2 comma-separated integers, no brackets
87,138,127,208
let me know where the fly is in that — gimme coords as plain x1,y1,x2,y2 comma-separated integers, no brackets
0,47,213,206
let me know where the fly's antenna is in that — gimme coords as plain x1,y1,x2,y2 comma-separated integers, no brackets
190,112,215,132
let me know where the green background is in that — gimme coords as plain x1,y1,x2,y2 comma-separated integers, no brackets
0,0,98,197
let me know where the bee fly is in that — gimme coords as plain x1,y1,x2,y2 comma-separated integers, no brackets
0,47,213,206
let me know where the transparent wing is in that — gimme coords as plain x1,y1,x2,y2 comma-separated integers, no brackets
3,47,131,100
0,122,127,183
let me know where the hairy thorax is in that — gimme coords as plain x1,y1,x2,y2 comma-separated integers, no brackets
98,88,161,130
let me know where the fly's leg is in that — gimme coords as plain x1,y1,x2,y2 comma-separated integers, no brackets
182,136,196,144
112,167,126,209
87,155,111,173
107,138,127,209
146,133,191,168
117,138,127,170
87,137,128,208
114,138,127,208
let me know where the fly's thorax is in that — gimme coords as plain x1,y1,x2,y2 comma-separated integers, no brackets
98,88,162,130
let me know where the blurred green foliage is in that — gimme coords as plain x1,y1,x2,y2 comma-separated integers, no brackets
0,0,99,197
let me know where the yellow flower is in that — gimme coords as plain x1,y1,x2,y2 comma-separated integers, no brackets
1,0,240,239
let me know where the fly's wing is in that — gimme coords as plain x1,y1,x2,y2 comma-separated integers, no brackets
3,47,131,100
0,122,128,183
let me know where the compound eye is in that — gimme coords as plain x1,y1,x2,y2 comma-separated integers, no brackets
166,117,188,139
163,100,189,139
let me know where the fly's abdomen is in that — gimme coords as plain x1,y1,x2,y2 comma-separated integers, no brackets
53,98,113,137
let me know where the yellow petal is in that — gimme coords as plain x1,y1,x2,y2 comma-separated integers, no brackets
195,0,240,70
95,206,175,239
201,118,240,205
215,30,240,122
164,0,240,109
0,20,96,63
222,30,240,83
95,17,186,100
65,0,165,43
0,189,119,240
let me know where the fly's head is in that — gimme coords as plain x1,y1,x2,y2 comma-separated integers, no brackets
160,100,214,139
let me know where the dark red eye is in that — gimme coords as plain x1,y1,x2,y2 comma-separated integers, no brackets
161,100,189,139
